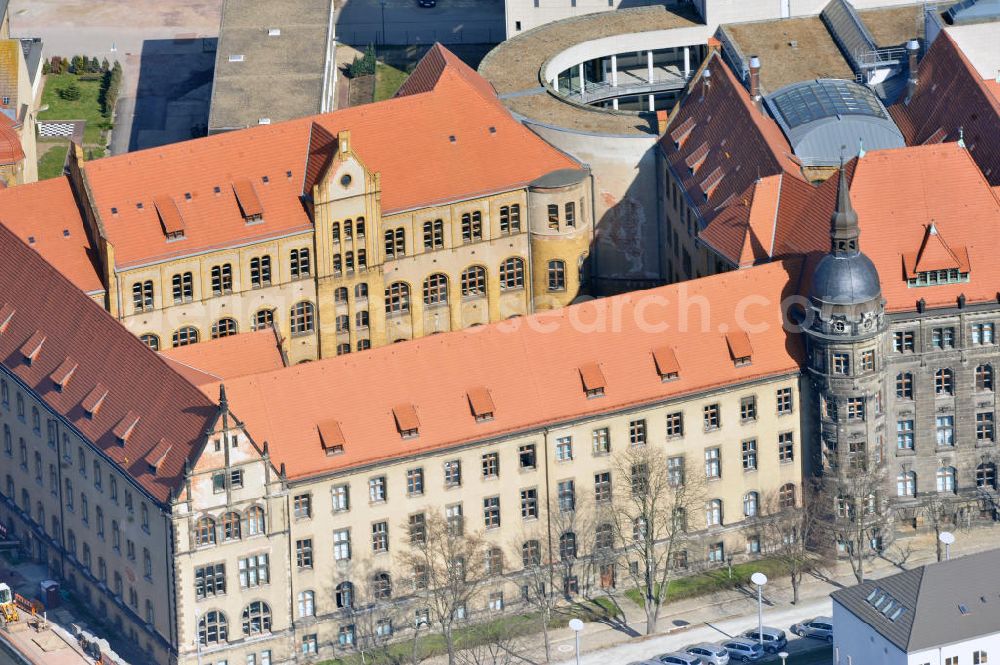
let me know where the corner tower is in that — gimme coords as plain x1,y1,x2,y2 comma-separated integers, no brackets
803,165,890,553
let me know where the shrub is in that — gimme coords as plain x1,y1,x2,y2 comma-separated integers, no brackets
59,82,81,101
347,44,377,78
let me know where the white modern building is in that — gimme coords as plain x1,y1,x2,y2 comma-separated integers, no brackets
832,549,1000,665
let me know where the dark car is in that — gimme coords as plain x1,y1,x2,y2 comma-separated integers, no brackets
418,0,437,7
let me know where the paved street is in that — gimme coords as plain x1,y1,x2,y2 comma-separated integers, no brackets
335,0,504,46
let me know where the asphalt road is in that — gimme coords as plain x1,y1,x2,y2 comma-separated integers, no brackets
335,0,504,45
578,596,833,665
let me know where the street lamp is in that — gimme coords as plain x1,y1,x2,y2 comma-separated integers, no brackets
750,572,768,648
940,531,955,561
380,0,387,45
569,618,585,665
778,651,789,665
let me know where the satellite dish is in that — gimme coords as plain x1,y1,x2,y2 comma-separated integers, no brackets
750,572,768,586
939,531,956,545
568,618,585,632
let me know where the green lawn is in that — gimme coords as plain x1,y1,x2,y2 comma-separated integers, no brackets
374,62,408,102
38,73,108,145
625,558,789,607
37,143,69,180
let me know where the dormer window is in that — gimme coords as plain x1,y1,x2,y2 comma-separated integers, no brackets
0,303,14,334
233,180,264,224
393,404,420,439
82,384,108,418
579,362,606,398
113,411,140,444
906,268,969,287
725,332,753,367
903,224,970,288
50,358,78,391
318,420,346,456
652,346,680,382
20,331,45,364
467,387,495,422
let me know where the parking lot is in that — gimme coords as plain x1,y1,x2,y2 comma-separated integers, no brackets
335,0,505,45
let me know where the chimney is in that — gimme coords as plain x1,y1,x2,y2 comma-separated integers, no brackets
904,39,920,105
701,68,712,100
748,56,761,101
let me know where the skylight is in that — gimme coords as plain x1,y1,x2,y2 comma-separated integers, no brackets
864,587,908,622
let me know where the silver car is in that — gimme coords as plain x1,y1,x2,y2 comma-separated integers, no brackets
686,643,730,665
791,616,834,642
720,638,764,662
656,653,703,665
739,626,788,653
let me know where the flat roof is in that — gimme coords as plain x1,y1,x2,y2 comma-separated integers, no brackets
208,0,334,132
857,4,925,48
479,4,702,136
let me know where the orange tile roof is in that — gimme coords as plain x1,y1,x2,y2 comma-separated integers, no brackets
75,45,579,269
214,260,804,480
0,176,104,294
0,113,24,164
158,329,285,385
0,225,218,503
889,32,1000,186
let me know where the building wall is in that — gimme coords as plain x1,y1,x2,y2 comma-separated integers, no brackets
0,369,176,663
833,600,908,665
909,632,1000,665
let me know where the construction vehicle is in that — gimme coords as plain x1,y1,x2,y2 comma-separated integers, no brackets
0,582,18,623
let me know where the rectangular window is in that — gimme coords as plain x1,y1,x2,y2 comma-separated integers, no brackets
592,428,610,455
333,529,352,560
238,554,269,588
446,504,464,535
847,397,866,422
406,468,424,495
778,432,794,462
977,412,994,443
704,448,720,479
555,436,573,461
740,396,757,423
557,480,575,512
668,456,685,485
896,420,915,450
896,372,913,399
893,330,915,352
518,444,536,469
332,484,350,511
776,387,793,414
194,563,225,599
444,460,462,487
594,472,611,503
832,353,850,375
520,488,538,519
296,539,313,568
369,476,387,502
741,439,757,471
481,452,499,479
972,322,995,345
666,411,684,437
483,496,501,528
932,327,955,349
303,635,318,654
859,350,875,372
703,403,720,430
372,522,389,553
936,415,955,447
293,494,311,520
409,513,426,544
628,419,646,446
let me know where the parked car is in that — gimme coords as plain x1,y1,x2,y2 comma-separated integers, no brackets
790,616,834,642
720,638,764,662
655,653,703,665
418,0,437,7
739,626,788,653
685,642,730,665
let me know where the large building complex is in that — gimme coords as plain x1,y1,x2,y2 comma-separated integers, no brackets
0,0,41,186
0,46,594,364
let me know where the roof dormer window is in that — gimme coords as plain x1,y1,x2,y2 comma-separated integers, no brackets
579,362,606,398
467,387,495,422
318,419,346,456
393,404,420,439
725,331,753,367
652,346,680,382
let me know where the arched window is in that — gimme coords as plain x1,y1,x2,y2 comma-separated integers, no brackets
385,282,410,314
372,572,392,600
936,466,957,493
243,506,265,536
211,318,238,339
332,222,340,243
547,260,566,291
559,531,577,561
171,272,193,303
335,581,354,609
252,308,274,331
977,463,997,489
221,512,241,541
210,264,233,295
139,334,160,350
241,601,272,636
499,257,524,290
384,228,405,258
897,471,916,497
132,280,154,311
345,251,354,272
290,248,311,278
333,253,342,274
595,523,613,549
358,248,367,268
31,407,40,433
356,218,365,237
172,327,199,347
779,483,796,508
250,256,272,287
706,499,723,526
344,220,353,239
743,491,759,517
461,212,482,243
334,287,348,303
499,204,521,234
423,220,444,249
195,517,216,546
461,265,487,297
977,364,994,391
355,311,369,328
290,302,315,334
423,273,448,305
357,339,371,351
198,610,228,645
522,540,541,567
67,529,76,556
335,315,349,333
297,590,315,617
355,283,368,299
935,368,954,395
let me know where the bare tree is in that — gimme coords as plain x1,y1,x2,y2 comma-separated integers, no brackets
819,458,890,584
455,616,536,665
608,444,703,634
922,491,962,562
397,509,489,665
753,480,826,604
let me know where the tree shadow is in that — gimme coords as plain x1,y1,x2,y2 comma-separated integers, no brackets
565,598,640,637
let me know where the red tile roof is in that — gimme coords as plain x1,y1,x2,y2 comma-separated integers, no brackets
0,114,24,164
0,225,218,503
0,177,104,294
158,329,285,386
213,260,804,479
889,32,1000,185
72,45,579,269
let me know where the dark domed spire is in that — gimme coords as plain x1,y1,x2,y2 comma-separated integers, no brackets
830,163,859,257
